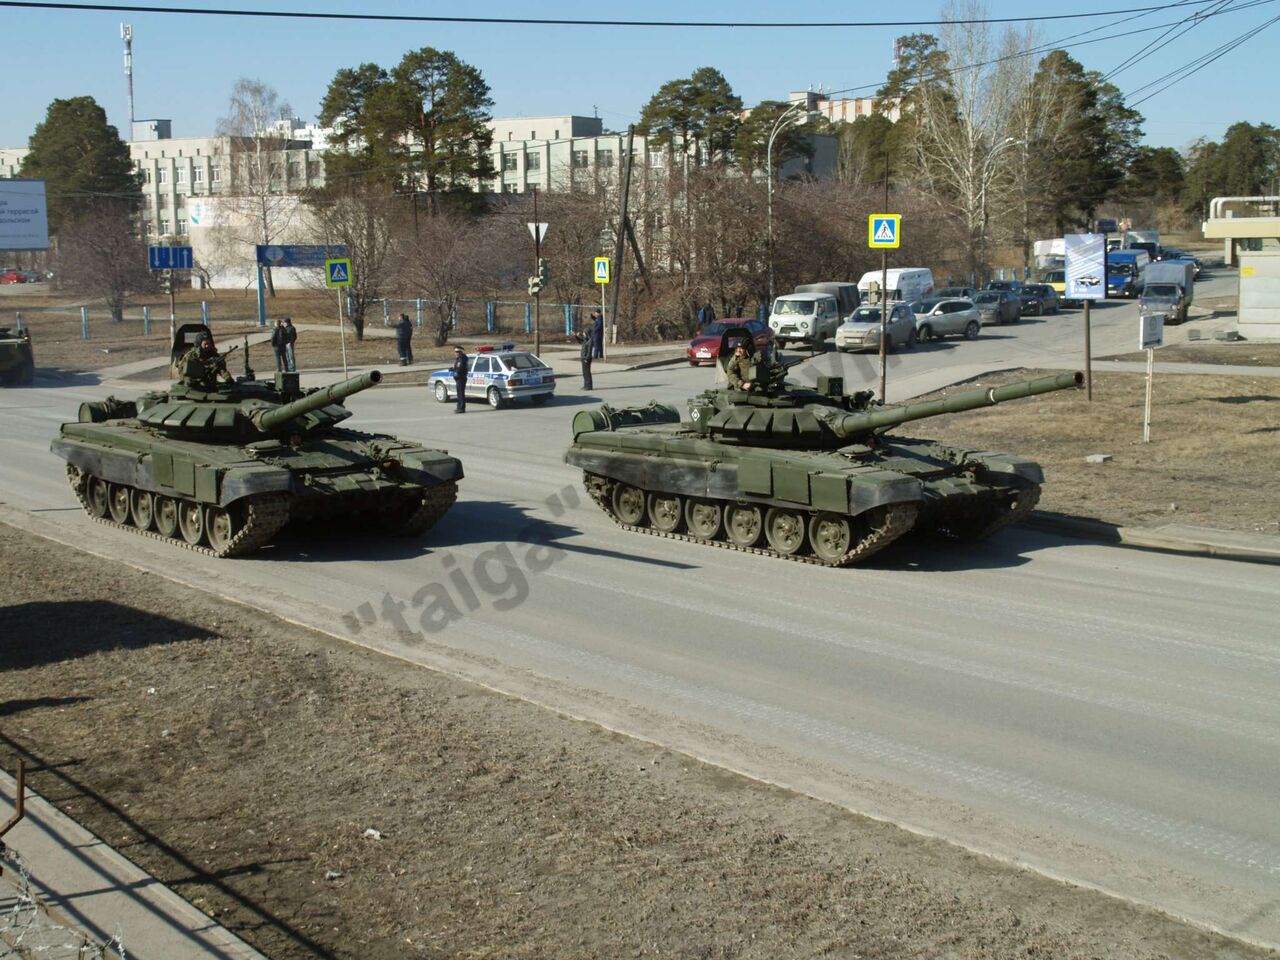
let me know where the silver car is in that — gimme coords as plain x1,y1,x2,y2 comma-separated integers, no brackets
911,297,981,341
834,303,917,353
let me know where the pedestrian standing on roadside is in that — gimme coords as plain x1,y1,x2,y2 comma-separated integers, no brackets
591,309,604,359
394,312,414,366
451,345,468,413
577,332,594,391
270,318,289,372
283,317,298,371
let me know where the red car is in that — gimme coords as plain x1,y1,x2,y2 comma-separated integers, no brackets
0,270,27,284
686,318,773,366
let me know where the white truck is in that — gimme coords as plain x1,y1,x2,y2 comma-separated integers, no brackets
1139,260,1195,323
768,292,842,348
855,268,934,306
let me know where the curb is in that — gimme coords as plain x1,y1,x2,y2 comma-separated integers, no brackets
1024,512,1280,565
0,771,267,960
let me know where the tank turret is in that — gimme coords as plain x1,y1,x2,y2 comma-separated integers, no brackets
566,325,1082,566
51,357,462,557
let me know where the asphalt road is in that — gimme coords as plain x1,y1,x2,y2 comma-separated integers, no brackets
3,266,1278,947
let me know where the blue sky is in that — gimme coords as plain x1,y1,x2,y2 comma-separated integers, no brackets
2,0,1276,151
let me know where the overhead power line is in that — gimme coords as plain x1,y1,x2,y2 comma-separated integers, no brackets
0,0,1249,28
1125,10,1280,105
1101,0,1234,82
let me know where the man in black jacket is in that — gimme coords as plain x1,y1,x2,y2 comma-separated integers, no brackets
282,317,298,371
451,345,468,413
577,332,593,390
394,313,414,366
270,318,289,372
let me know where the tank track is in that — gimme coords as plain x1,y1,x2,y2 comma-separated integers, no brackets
392,481,458,535
930,485,1041,542
66,465,290,558
582,472,916,568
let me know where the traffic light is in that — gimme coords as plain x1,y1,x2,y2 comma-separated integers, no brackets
161,272,173,294
528,276,542,297
537,257,550,284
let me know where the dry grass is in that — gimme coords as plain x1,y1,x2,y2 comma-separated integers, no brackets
899,369,1280,534
1103,342,1280,366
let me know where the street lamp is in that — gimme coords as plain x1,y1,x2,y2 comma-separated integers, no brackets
766,96,819,307
977,136,1023,284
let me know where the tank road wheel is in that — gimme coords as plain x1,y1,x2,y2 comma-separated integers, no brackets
433,381,450,403
724,503,763,547
765,507,807,556
154,497,179,538
684,499,722,540
205,506,238,554
177,499,206,545
611,483,646,526
85,477,110,519
647,492,684,533
809,513,852,564
107,483,132,524
131,490,155,531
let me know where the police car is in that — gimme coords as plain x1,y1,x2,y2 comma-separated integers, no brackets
430,345,556,409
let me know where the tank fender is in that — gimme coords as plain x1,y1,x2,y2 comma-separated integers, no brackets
848,472,924,512
956,451,1044,484
391,450,466,484
566,448,738,500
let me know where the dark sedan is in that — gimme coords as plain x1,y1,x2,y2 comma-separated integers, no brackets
973,289,1020,325
687,318,773,365
1019,284,1060,315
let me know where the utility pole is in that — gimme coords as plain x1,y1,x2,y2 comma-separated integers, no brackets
608,126,637,358
533,186,541,355
878,155,889,403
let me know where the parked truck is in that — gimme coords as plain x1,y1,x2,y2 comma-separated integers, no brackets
1139,259,1196,323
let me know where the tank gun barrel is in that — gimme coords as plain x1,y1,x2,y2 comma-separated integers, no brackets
825,371,1083,439
254,370,383,430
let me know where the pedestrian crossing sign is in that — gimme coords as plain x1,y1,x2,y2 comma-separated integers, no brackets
868,214,901,249
324,258,352,287
594,257,610,284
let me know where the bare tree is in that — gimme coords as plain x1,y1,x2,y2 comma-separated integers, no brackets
901,1,1031,280
304,183,408,340
216,78,298,296
54,205,155,322
402,213,497,346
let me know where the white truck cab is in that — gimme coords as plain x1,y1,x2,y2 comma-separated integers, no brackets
768,293,841,347
856,268,934,306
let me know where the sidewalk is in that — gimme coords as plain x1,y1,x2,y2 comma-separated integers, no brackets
0,771,266,960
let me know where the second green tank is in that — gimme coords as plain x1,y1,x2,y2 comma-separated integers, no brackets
566,327,1081,566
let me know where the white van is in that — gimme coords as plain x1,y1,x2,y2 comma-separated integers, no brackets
856,268,934,305
768,293,841,347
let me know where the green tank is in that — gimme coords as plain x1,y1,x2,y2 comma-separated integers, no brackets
0,325,34,386
565,328,1082,566
51,342,463,557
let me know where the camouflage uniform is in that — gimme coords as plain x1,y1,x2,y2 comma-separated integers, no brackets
726,352,756,391
179,344,231,390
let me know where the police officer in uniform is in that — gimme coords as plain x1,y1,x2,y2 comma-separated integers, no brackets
394,313,414,366
577,332,594,390
451,345,468,413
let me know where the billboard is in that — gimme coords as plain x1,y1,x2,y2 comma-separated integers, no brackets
256,244,348,268
0,179,50,251
1064,232,1105,302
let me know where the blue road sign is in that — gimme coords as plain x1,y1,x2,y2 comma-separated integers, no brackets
325,258,352,288
868,214,901,249
255,244,349,268
148,245,193,270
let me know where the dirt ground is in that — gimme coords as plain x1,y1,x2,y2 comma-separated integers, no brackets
898,369,1280,535
1103,342,1280,366
1,523,1272,960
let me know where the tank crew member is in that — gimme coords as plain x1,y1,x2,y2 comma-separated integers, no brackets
179,336,234,390
726,339,756,392
451,345,468,413
577,331,594,390
394,313,414,366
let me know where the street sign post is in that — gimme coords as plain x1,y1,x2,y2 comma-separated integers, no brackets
594,257,610,356
868,214,900,401
1140,312,1164,442
868,214,901,249
147,245,193,270
1065,232,1106,401
324,259,353,376
324,259,352,288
